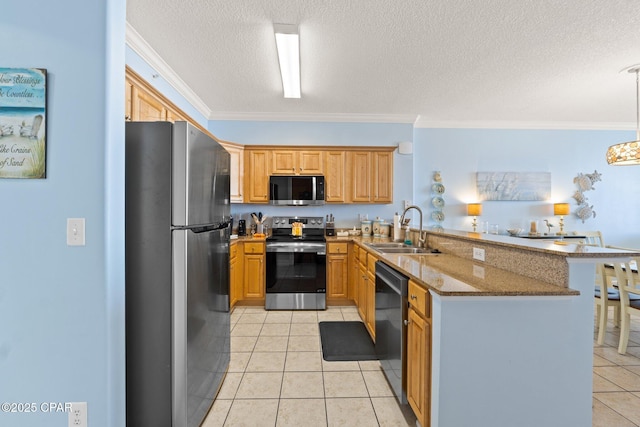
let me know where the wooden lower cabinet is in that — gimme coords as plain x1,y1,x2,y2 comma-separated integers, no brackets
243,242,265,300
348,243,358,301
407,280,431,427
353,246,377,340
327,243,349,303
229,242,241,308
357,261,367,321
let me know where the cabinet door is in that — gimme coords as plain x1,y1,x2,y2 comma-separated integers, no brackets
133,88,167,122
350,151,371,202
222,143,244,204
372,151,393,203
325,151,346,203
244,150,270,203
366,269,376,340
230,256,238,308
271,150,297,175
298,151,323,175
166,108,187,123
407,307,430,427
358,262,367,321
243,254,264,299
125,79,133,121
327,253,349,300
351,244,360,305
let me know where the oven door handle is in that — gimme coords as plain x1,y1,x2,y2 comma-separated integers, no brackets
266,245,327,254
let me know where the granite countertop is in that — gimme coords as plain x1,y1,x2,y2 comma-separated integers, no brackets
231,235,267,243
375,251,579,297
427,229,640,258
327,235,579,297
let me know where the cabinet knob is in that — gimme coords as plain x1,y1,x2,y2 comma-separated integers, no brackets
292,167,295,172
300,167,303,172
404,320,409,326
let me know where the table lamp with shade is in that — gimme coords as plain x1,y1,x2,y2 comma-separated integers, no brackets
554,203,570,235
467,203,482,232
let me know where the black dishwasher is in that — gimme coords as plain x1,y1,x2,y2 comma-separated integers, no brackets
374,261,408,404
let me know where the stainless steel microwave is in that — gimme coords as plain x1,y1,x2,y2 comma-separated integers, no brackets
269,175,325,206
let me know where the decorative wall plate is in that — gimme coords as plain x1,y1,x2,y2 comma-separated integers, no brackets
432,196,445,208
432,183,445,194
431,211,445,222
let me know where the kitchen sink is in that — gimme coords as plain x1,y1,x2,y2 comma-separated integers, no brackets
367,242,407,248
375,247,431,254
365,242,441,254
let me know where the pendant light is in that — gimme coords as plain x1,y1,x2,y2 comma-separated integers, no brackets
606,65,640,165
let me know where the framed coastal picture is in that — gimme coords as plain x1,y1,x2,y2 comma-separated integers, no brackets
0,68,47,179
476,171,551,201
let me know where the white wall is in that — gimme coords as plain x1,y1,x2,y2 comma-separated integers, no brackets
413,128,640,248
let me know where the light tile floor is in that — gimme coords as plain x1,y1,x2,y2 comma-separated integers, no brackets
202,306,416,427
592,311,640,427
202,306,640,427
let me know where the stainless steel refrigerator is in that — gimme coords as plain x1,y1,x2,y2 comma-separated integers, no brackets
125,121,231,427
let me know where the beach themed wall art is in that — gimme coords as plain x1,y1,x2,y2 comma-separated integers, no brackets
572,170,600,223
0,68,47,179
476,171,551,201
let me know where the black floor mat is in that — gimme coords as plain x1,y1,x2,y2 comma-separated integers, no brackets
319,321,378,361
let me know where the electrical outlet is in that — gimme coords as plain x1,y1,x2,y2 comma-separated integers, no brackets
403,200,411,209
68,402,87,427
472,247,485,262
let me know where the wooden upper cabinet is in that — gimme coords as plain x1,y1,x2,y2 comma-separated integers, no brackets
133,88,167,122
125,79,133,121
244,149,270,203
325,151,346,203
271,150,297,174
345,149,394,204
166,108,187,123
220,142,244,204
372,151,393,203
350,151,372,202
271,150,323,175
298,151,323,174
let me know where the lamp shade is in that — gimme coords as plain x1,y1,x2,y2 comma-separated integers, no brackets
467,203,482,216
606,141,640,165
554,203,570,216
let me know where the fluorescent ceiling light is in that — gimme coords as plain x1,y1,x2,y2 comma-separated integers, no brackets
274,24,301,98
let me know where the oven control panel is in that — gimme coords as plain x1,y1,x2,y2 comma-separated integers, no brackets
271,216,325,229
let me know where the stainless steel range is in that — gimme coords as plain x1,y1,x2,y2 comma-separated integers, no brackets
265,216,327,310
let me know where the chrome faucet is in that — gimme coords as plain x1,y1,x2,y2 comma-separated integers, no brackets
400,205,425,248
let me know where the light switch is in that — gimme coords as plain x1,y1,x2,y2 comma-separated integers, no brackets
67,218,85,246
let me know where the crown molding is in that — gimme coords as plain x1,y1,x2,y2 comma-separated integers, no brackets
125,22,211,118
414,117,636,130
208,111,418,124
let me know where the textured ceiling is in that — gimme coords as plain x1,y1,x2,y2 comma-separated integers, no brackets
126,0,640,127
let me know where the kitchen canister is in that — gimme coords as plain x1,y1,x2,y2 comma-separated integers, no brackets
379,222,390,237
372,218,383,237
361,220,372,237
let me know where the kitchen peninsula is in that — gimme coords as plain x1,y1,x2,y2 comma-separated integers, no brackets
360,229,639,427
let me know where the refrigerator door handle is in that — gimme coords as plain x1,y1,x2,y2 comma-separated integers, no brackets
174,221,231,233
